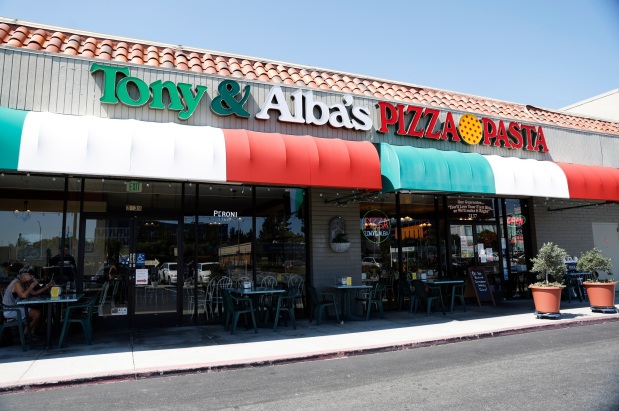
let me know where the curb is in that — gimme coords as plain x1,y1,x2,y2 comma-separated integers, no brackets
3,314,618,394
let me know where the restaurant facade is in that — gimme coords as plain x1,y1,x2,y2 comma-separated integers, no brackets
1,18,619,328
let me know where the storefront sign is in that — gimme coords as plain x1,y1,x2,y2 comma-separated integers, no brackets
361,209,391,244
91,63,209,120
447,198,494,219
376,102,549,153
90,63,372,130
90,63,545,148
213,210,238,218
507,214,526,226
255,86,373,131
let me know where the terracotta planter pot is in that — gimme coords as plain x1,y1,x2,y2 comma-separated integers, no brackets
583,282,617,309
530,285,563,314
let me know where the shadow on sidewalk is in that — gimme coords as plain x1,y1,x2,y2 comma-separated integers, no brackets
0,297,597,364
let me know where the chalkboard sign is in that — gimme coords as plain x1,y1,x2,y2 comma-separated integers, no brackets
468,267,496,306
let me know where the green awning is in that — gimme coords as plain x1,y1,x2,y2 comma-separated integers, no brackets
378,144,496,194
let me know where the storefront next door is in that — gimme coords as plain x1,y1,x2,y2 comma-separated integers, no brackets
80,214,181,327
449,223,500,278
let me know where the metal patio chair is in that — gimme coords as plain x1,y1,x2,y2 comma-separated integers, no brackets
0,305,31,351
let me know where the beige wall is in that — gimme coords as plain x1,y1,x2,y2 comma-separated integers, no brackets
308,188,362,289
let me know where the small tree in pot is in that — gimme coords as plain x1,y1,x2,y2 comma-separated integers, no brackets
576,248,612,281
529,242,568,318
576,248,616,312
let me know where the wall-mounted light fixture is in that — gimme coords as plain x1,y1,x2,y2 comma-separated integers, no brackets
14,200,31,222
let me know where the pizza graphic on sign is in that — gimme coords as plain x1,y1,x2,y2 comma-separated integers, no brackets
458,114,483,145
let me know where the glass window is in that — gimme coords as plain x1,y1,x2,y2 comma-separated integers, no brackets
505,199,528,272
255,187,306,284
0,174,69,284
195,184,253,280
397,194,440,277
360,195,396,277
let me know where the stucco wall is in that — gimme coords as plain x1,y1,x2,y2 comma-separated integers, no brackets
531,198,619,256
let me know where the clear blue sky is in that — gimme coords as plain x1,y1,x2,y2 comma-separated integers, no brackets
1,0,617,110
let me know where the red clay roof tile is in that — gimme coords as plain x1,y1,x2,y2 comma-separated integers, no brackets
0,20,617,136
46,35,63,53
0,23,11,42
63,34,82,55
175,52,188,70
204,66,217,75
7,26,28,46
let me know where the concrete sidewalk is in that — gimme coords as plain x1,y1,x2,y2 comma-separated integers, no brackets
1,298,618,392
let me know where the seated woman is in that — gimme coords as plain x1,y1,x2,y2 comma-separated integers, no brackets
2,265,54,338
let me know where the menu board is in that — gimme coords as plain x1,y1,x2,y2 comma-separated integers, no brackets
468,267,496,306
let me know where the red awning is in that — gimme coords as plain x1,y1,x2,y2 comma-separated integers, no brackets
223,129,382,190
555,163,619,201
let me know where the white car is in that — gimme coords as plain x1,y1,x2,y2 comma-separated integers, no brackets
158,262,178,284
362,257,382,269
196,262,218,283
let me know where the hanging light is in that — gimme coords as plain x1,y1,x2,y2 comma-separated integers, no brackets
14,200,31,222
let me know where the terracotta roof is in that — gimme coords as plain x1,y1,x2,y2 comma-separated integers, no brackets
1,20,618,136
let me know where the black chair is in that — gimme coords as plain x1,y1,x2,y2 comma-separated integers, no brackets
450,282,466,313
0,305,32,351
411,280,445,316
57,297,97,348
355,283,386,320
307,285,340,324
271,288,297,332
222,290,257,335
564,274,583,303
397,276,414,312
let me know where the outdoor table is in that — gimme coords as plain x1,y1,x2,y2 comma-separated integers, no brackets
17,293,83,349
422,279,465,314
229,287,285,325
326,284,372,321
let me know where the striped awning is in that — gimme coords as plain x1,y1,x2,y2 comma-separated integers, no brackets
378,143,619,201
0,107,382,190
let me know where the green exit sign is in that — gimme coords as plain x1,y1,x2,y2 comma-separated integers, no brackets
127,181,142,192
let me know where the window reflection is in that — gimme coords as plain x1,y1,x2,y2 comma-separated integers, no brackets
255,187,306,283
0,174,72,283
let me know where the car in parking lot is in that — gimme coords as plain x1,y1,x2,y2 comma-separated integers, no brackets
158,262,178,284
196,262,218,283
362,257,382,269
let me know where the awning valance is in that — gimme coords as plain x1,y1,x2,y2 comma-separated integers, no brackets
223,129,381,189
379,143,619,201
0,107,382,190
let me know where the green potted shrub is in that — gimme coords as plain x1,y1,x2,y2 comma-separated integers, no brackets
529,242,568,318
576,248,616,312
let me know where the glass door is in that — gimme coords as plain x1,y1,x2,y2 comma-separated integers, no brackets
449,224,475,277
133,218,180,323
475,224,500,276
80,214,180,326
449,223,500,277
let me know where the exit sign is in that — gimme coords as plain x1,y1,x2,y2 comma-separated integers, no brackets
127,181,142,192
